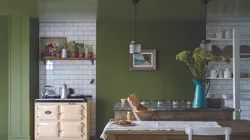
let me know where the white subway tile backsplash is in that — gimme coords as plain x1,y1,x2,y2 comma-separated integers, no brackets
50,27,60,31
64,31,74,36
69,26,79,31
54,32,64,36
39,22,96,135
68,36,79,41
73,31,84,36
79,36,88,40
207,20,250,120
84,31,93,35
73,80,84,84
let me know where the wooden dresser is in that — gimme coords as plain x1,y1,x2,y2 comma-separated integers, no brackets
114,102,234,121
34,99,91,140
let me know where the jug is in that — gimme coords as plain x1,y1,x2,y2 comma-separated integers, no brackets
225,30,232,39
224,68,231,78
218,69,223,78
61,49,67,58
41,85,56,98
210,69,219,78
216,30,224,39
60,83,68,99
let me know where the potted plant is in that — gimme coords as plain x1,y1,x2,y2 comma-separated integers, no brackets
55,46,62,58
176,47,231,108
70,41,78,58
78,42,85,58
87,45,93,58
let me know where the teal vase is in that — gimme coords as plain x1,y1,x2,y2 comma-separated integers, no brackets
192,79,207,108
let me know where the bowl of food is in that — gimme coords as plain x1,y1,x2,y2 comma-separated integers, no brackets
133,109,155,121
121,98,127,103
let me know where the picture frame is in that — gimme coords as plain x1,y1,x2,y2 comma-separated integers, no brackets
39,37,67,58
129,49,156,71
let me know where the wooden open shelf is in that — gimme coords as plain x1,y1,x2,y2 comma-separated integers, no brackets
40,57,96,60
39,57,96,65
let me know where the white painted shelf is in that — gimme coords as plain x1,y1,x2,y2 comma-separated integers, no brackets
206,77,232,79
206,38,232,41
206,38,250,41
206,77,250,80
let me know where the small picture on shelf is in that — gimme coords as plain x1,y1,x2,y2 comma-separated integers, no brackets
40,37,67,59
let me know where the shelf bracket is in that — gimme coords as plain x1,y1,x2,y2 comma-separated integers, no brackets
90,79,95,84
41,60,47,65
90,60,94,65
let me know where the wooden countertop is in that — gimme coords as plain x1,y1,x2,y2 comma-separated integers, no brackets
105,120,250,135
114,102,234,111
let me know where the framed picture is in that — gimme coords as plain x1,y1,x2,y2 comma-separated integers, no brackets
40,37,67,58
129,49,156,71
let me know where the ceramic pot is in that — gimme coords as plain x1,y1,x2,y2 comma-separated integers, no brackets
88,52,93,58
71,52,77,58
56,52,61,58
192,79,207,108
79,52,85,58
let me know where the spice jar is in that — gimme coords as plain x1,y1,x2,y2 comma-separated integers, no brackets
127,112,132,120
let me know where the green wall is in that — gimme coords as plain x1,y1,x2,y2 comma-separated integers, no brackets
0,2,39,140
96,0,206,135
29,18,39,140
0,15,9,140
8,14,30,140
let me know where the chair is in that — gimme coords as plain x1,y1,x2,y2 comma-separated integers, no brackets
185,127,232,140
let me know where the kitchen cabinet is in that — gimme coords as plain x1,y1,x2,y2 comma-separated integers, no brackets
206,28,250,119
35,101,91,140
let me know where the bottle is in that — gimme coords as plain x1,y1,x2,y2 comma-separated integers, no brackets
224,68,231,78
127,112,132,121
200,40,206,49
129,41,136,54
206,40,212,52
225,30,232,39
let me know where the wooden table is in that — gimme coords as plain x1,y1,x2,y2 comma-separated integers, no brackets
104,120,250,140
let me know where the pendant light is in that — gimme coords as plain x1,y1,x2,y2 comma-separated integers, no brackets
200,0,212,52
129,0,141,54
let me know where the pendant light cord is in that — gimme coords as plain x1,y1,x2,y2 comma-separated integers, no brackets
205,2,207,38
134,3,137,41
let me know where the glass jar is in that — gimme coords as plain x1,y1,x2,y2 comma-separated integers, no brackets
206,40,212,52
129,40,141,54
200,40,206,49
129,41,136,54
127,111,132,120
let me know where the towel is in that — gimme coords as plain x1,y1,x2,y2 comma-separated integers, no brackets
100,121,221,140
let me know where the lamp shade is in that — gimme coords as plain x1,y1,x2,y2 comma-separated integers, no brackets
129,40,141,54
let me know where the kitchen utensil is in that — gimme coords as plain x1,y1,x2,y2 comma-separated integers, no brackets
210,69,219,78
225,30,232,39
121,98,127,103
216,30,224,39
218,69,223,78
224,69,231,78
61,49,67,58
60,83,68,99
41,85,56,98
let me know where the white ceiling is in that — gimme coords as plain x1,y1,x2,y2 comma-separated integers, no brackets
207,0,250,21
38,0,98,22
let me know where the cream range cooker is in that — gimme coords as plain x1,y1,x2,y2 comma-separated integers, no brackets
35,98,92,140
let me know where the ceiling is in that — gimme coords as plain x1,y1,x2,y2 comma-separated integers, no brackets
98,0,205,21
207,0,250,21
3,0,250,21
38,0,98,22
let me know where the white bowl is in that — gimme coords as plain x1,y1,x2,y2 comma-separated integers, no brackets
133,109,155,121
